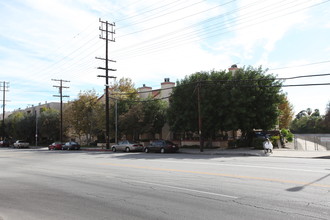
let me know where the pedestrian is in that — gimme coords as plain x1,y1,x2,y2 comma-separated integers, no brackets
263,138,273,154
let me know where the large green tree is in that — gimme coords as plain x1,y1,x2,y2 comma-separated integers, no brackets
38,107,60,143
291,107,328,133
108,77,139,141
167,66,283,144
64,90,102,143
119,99,167,140
5,111,35,142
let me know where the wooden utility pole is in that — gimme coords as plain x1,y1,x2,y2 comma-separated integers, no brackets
0,81,9,140
97,18,116,149
197,82,204,152
52,79,70,143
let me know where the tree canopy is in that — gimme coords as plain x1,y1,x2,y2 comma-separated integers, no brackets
64,90,102,143
290,106,330,133
278,94,294,129
119,99,168,140
167,66,283,140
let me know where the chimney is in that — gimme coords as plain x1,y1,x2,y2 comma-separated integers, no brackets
229,64,238,76
138,84,152,99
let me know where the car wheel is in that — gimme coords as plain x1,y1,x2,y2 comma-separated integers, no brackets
125,147,130,152
48,148,51,150
144,148,149,153
112,147,116,152
160,148,165,154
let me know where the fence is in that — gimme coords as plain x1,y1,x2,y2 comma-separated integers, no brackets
294,134,330,151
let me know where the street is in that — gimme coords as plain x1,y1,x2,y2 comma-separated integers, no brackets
0,148,329,220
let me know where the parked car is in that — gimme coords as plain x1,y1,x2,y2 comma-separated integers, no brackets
144,140,179,153
111,140,144,152
13,140,29,148
62,141,80,150
49,142,64,150
254,132,270,140
0,140,10,147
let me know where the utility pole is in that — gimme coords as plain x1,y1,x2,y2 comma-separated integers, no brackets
35,110,38,147
197,82,204,152
52,79,70,144
0,81,9,141
115,98,118,144
97,18,116,149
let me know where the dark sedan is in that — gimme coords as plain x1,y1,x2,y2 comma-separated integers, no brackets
62,141,80,150
48,142,64,150
0,140,10,147
144,140,179,153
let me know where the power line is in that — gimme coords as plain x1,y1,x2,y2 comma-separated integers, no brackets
108,72,330,97
112,0,306,59
112,0,264,56
117,0,206,30
117,0,236,38
270,60,330,70
108,80,330,104
115,0,188,24
114,0,329,59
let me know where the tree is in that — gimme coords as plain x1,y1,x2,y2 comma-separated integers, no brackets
168,66,283,145
141,99,168,137
296,110,307,119
323,102,330,132
5,111,35,142
278,94,294,129
119,99,168,140
290,108,323,133
108,77,139,141
118,103,143,140
64,90,102,144
306,108,312,116
38,108,60,143
311,109,320,117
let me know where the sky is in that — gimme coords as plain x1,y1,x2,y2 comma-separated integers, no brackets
1,0,330,115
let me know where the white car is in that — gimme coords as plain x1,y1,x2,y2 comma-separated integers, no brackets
13,140,29,148
111,140,144,152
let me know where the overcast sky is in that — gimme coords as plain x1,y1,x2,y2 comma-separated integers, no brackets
1,0,330,115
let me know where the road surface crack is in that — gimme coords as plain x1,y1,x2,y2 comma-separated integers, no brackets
231,200,328,220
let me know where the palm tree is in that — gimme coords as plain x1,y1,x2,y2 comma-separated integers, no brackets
306,108,312,116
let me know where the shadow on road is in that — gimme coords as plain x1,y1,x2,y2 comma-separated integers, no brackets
286,173,330,192
5,147,258,160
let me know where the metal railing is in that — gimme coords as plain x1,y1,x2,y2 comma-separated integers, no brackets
294,134,330,151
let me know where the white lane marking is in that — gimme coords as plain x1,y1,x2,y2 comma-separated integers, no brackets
128,179,238,199
144,160,329,174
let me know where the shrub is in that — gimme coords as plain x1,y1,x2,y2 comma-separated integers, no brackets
281,129,294,142
270,135,280,147
236,139,249,148
228,140,237,148
252,138,264,149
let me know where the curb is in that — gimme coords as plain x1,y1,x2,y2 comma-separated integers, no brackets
81,148,112,152
181,151,262,157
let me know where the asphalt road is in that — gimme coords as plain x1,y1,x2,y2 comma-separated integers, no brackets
0,148,329,220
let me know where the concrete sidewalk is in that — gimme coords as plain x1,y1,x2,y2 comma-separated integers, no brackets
178,147,330,158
